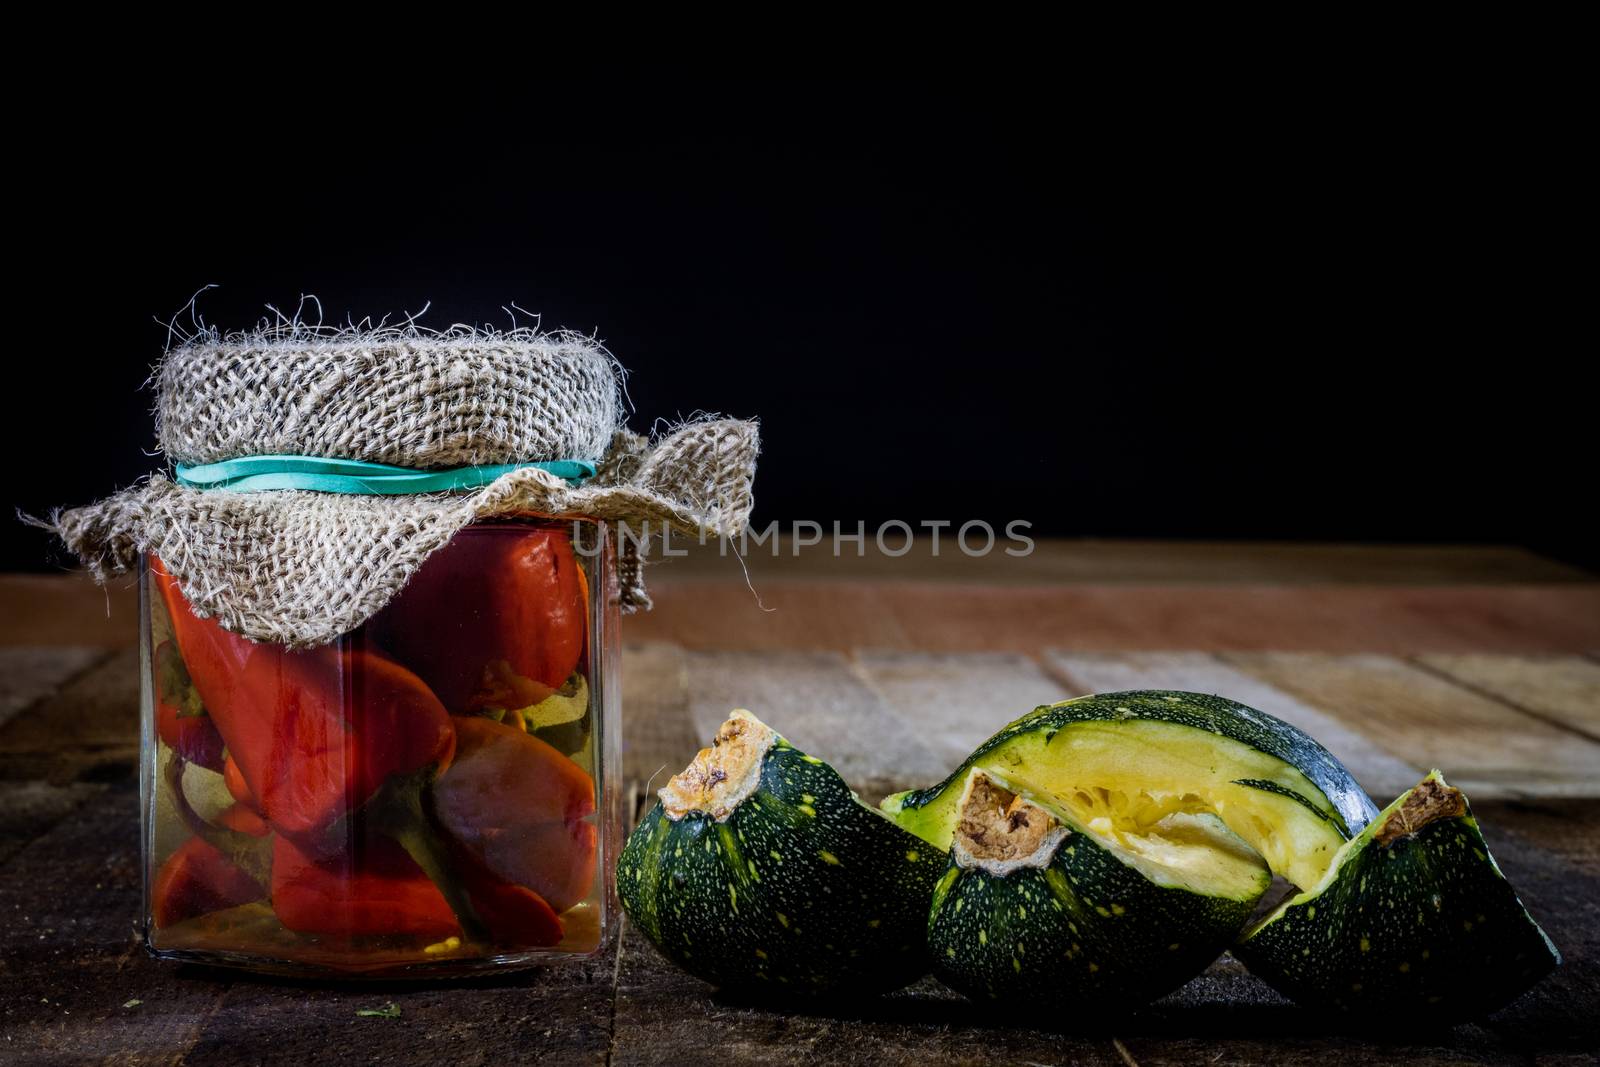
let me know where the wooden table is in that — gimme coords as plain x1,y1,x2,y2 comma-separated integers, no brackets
3,543,1598,1065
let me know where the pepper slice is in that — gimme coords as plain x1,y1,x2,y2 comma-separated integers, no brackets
151,556,456,840
215,802,270,838
432,716,598,913
152,836,265,928
272,829,564,947
368,526,587,715
453,859,565,946
234,644,457,841
150,555,255,715
153,640,225,771
272,833,460,940
222,753,257,812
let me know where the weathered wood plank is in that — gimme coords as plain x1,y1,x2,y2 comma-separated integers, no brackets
632,581,1600,655
0,778,617,1067
1414,654,1600,741
647,538,1595,585
8,569,1600,658
8,539,1590,654
1225,653,1600,799
180,950,616,1067
1125,956,1517,1066
679,650,949,799
0,646,106,730
620,642,696,798
635,582,915,652
0,647,140,784
1045,651,1422,801
851,650,1065,775
0,573,139,648
1475,798,1600,879
0,780,105,866
0,781,224,1066
1,677,1596,1064
608,922,1120,1066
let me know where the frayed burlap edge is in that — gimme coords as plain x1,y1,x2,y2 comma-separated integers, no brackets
44,419,758,648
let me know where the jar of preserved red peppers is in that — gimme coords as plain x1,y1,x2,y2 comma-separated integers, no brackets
141,519,620,974
45,322,759,977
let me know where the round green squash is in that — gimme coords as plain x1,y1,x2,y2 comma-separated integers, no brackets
929,769,1271,1008
617,709,948,996
885,690,1376,892
1235,771,1560,1021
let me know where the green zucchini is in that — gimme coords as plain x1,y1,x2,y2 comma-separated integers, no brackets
617,709,948,996
929,769,1271,1008
884,691,1376,891
1235,771,1560,1020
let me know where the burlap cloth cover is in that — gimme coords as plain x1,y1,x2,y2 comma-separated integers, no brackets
46,329,758,648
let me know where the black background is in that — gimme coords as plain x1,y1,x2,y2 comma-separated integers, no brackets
9,68,1593,572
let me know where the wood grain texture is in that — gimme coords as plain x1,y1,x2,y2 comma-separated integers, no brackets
609,923,1122,1067
0,573,138,647
1226,652,1600,799
0,780,105,866
0,646,104,729
641,538,1595,585
850,650,1065,775
0,780,617,1067
0,781,224,1067
1476,798,1600,872
3,784,1592,1066
1413,653,1600,741
7,549,1599,655
2,553,1598,1065
633,581,1600,654
1045,651,1423,801
619,642,696,798
181,954,617,1067
678,650,949,799
0,648,136,784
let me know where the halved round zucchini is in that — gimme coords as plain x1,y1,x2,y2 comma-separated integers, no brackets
1235,771,1560,1020
618,709,948,996
929,769,1270,1008
884,691,1376,891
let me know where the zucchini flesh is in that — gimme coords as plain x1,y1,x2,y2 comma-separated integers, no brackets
617,710,947,996
1235,771,1560,1020
885,692,1375,891
928,771,1270,1007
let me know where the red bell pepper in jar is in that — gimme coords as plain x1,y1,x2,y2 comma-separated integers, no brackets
215,802,269,838
233,645,456,840
433,716,598,913
150,555,255,715
272,833,461,941
455,870,565,946
151,835,265,928
153,640,225,771
222,753,257,812
151,556,456,840
368,526,588,715
272,825,564,947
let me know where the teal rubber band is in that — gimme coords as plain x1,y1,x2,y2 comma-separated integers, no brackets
173,455,597,494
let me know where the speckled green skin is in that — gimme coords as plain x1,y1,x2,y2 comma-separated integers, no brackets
884,690,1376,843
929,820,1269,1010
1236,773,1560,1021
617,737,948,997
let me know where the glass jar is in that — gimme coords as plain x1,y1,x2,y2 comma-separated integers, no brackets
137,517,620,977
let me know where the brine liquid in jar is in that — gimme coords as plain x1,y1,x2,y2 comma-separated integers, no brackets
139,518,620,976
